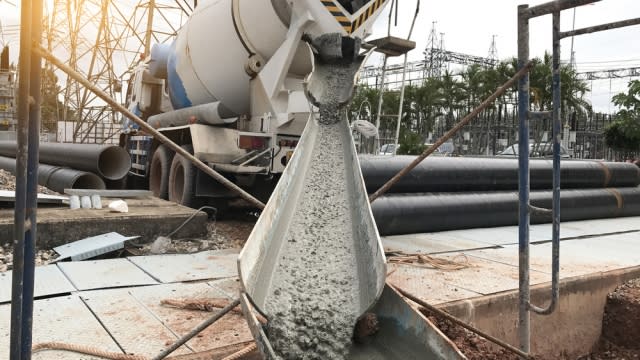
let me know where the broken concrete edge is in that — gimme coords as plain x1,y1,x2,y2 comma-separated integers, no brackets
0,212,208,249
435,266,640,359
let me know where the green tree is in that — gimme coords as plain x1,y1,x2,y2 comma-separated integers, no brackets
41,67,73,132
605,80,640,154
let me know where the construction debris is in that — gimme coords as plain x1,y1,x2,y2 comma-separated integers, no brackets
0,244,56,273
161,298,243,314
108,199,129,213
53,232,139,261
0,169,59,195
386,251,470,271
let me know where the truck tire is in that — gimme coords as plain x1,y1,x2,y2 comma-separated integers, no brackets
168,145,198,207
149,144,174,199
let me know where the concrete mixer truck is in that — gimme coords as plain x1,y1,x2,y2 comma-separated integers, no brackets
119,0,409,208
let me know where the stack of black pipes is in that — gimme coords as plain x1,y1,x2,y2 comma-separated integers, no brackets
0,141,132,193
360,156,640,236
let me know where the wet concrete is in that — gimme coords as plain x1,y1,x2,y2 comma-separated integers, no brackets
262,40,369,357
264,120,360,359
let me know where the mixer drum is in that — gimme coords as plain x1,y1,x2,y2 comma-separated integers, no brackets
166,0,382,116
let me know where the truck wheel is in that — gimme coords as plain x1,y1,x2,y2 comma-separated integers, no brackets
168,145,198,207
149,144,174,199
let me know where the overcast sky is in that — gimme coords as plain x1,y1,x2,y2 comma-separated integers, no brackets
1,0,639,112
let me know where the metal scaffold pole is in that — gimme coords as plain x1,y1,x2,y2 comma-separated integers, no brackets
516,0,640,356
517,4,531,353
9,0,43,358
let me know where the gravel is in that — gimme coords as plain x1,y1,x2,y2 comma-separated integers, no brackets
0,244,57,273
0,169,59,195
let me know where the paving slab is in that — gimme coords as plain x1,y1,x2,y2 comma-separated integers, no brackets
80,287,192,357
0,295,121,360
129,282,253,352
208,278,244,299
382,232,495,254
58,258,158,290
433,252,550,293
129,249,239,283
466,232,640,278
383,217,640,251
386,264,480,305
0,264,75,303
0,197,207,248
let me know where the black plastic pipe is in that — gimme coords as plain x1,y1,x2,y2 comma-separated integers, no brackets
372,187,640,236
0,141,131,180
0,156,105,193
360,156,640,193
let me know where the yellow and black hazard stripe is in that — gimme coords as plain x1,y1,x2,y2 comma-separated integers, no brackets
321,1,353,33
321,0,389,34
351,0,389,33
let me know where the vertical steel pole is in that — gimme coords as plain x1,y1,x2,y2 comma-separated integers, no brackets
392,54,409,156
529,11,562,317
549,10,563,312
20,0,43,357
517,4,531,354
374,55,388,150
144,0,156,56
9,0,32,358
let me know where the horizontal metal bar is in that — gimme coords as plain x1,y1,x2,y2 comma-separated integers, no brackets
522,0,600,19
528,111,552,120
560,17,640,38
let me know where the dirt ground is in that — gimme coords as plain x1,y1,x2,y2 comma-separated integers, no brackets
422,279,640,360
580,278,640,360
422,309,521,360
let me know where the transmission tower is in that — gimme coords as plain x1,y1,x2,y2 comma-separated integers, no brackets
423,22,445,79
43,0,192,144
487,35,498,66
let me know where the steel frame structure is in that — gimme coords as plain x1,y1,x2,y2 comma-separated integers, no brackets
516,0,640,355
360,57,640,90
44,0,192,144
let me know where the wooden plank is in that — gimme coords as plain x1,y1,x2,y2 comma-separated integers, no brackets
80,287,192,357
0,265,76,303
129,282,253,352
0,295,122,360
58,258,158,290
130,249,238,284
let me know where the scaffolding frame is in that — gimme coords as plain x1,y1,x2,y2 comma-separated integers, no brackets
516,0,640,355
